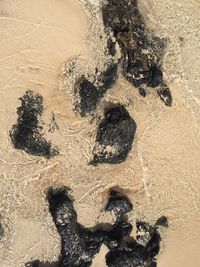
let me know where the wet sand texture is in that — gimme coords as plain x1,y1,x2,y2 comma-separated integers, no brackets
0,0,200,267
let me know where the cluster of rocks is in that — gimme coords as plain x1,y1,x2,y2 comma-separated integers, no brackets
6,2,170,267
26,188,168,267
102,0,172,106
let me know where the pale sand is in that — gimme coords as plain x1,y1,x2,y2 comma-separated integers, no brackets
0,0,200,267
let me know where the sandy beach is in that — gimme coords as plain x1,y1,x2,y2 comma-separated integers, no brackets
0,0,200,266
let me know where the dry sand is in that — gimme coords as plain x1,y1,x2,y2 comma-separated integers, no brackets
0,0,200,267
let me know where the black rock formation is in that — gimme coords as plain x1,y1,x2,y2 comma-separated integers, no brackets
155,216,169,228
91,105,137,164
98,63,118,97
105,190,133,220
102,0,172,106
0,222,3,240
157,84,172,107
47,187,102,267
74,63,118,117
75,76,99,117
25,260,59,267
10,90,58,158
106,38,116,57
25,187,166,267
105,220,161,267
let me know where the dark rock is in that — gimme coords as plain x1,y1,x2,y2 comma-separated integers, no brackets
149,261,157,267
10,90,58,158
0,223,3,240
26,188,165,267
136,221,155,246
74,64,117,117
105,190,133,220
157,84,172,106
107,38,116,56
75,76,99,117
147,231,161,258
106,240,150,267
148,66,163,88
47,187,102,267
91,105,137,164
138,87,147,97
25,260,58,267
136,221,161,258
155,216,168,228
46,188,136,267
102,0,140,35
98,63,118,96
102,0,172,105
105,224,161,267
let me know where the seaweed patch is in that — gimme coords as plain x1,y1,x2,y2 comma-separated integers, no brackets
10,90,58,158
25,187,167,267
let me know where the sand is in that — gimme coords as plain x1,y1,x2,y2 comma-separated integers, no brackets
0,0,200,266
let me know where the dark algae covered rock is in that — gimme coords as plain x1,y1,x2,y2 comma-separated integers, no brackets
26,188,167,267
155,215,169,228
47,187,102,267
10,90,58,158
102,0,172,106
91,105,137,164
105,190,133,220
73,0,172,119
97,63,118,97
75,76,99,117
75,63,118,117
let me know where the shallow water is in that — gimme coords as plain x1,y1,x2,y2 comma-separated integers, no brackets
0,0,200,267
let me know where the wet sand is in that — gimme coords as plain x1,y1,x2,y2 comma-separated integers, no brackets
0,0,200,267
0,0,89,266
